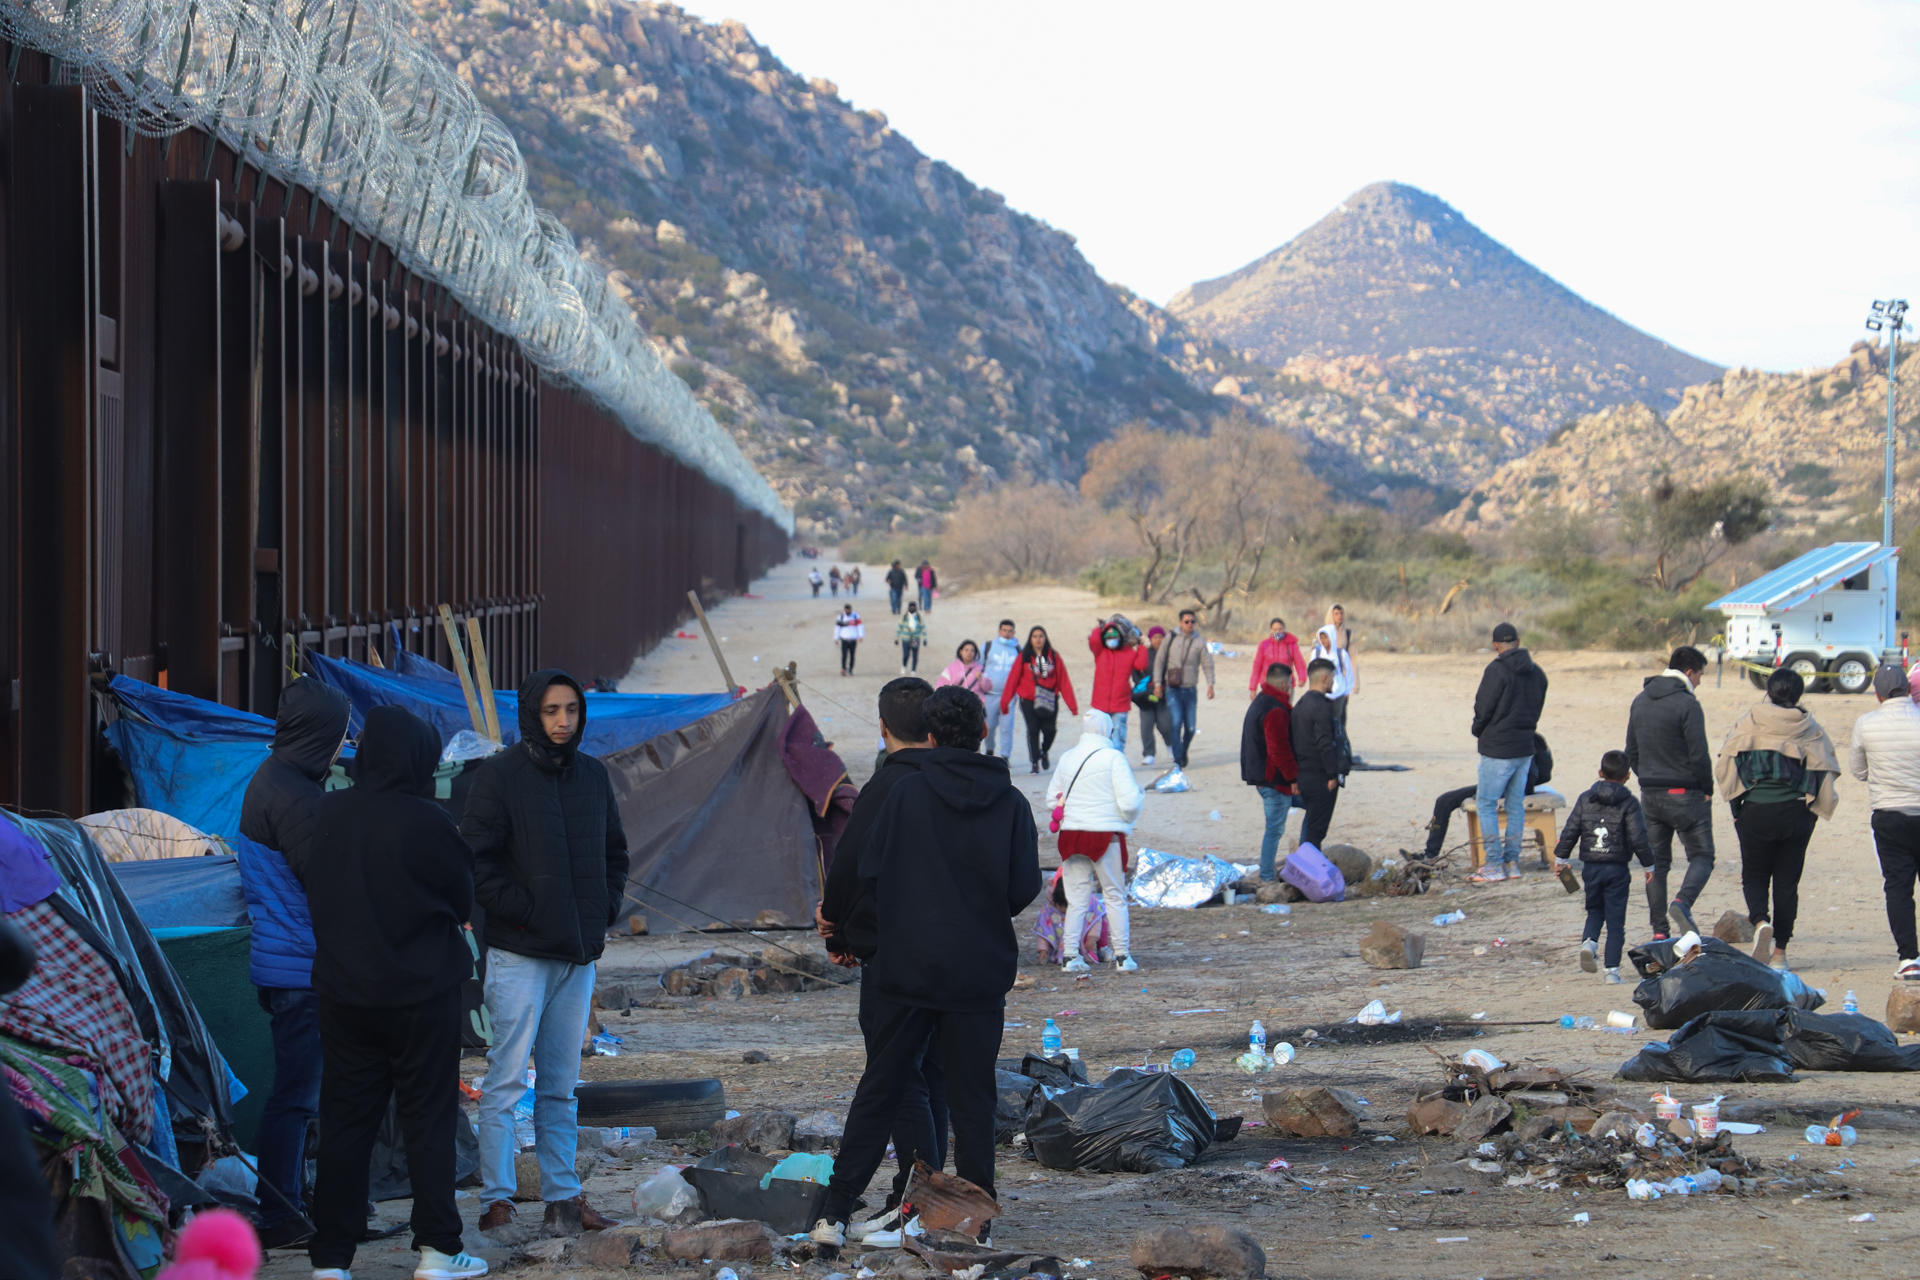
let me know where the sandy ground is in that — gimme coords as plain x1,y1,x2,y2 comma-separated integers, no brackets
267,555,1920,1280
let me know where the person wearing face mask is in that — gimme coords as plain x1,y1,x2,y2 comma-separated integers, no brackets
237,677,353,1251
465,670,629,1237
1248,617,1308,698
1088,618,1149,751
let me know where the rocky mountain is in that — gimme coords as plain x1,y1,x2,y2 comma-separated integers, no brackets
1170,182,1724,489
1443,342,1920,535
409,0,1218,533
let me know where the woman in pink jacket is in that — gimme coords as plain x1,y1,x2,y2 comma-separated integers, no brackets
1247,617,1308,698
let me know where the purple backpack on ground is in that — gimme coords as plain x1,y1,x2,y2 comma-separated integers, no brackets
1281,841,1346,902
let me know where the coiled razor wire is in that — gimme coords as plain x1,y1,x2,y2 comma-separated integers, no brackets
0,0,790,530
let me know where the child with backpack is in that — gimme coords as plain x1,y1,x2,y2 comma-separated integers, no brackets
1553,749,1654,984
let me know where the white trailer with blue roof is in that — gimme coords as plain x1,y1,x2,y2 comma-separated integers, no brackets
1708,541,1902,694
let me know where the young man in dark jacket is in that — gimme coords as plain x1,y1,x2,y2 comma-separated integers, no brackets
1470,623,1549,881
886,560,909,615
287,706,488,1280
464,669,628,1235
815,678,944,1244
1624,645,1714,937
1290,659,1349,847
1553,750,1654,984
1241,663,1298,881
812,687,1041,1255
237,677,350,1249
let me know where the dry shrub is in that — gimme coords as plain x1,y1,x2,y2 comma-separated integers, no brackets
940,483,1124,583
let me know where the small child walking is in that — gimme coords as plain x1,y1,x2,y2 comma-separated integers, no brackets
1553,749,1653,984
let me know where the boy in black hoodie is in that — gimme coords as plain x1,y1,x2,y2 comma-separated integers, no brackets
285,706,488,1280
1553,750,1654,984
812,687,1041,1255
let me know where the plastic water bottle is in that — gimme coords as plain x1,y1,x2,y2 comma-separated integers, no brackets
1667,1169,1721,1195
1041,1018,1063,1058
1249,1020,1267,1057
1170,1049,1196,1071
1559,1015,1596,1030
1805,1124,1858,1146
1432,909,1467,927
1843,990,1858,1014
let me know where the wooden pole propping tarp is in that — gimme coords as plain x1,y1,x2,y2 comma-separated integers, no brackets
465,615,503,742
438,604,489,739
685,589,738,696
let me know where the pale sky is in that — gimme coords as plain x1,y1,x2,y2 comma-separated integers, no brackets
678,0,1920,374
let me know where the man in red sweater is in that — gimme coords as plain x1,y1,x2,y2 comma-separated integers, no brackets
1088,619,1150,750
1241,663,1299,881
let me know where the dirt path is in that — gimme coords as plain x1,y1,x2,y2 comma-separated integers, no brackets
272,555,1920,1279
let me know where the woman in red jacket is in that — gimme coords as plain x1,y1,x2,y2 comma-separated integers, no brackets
1000,626,1078,774
1087,619,1150,750
1247,617,1308,697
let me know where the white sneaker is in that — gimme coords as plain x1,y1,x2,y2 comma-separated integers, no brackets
1142,755,1155,767
414,1249,488,1280
810,1218,848,1249
849,1205,903,1238
1898,958,1920,981
1605,968,1623,984
1114,955,1139,972
859,1214,924,1247
1579,940,1598,974
1062,956,1091,973
313,1271,352,1280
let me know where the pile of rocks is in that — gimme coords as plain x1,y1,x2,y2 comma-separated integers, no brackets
659,949,856,998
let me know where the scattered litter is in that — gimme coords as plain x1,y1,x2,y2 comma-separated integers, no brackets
1435,1236,1469,1243
1571,1212,1590,1224
1351,999,1402,1026
1720,1121,1764,1134
1850,1212,1877,1223
1260,903,1291,915
1266,1158,1291,1171
1169,1008,1228,1016
1208,810,1222,821
591,1031,623,1057
1149,769,1192,794
1432,910,1466,927
1459,1049,1505,1072
1471,1012,1486,1021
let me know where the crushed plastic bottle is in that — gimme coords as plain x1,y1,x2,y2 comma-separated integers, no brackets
591,1031,623,1057
1843,989,1859,1015
1805,1124,1858,1147
1559,1014,1596,1030
1236,1050,1271,1074
1431,909,1467,927
1625,1178,1662,1201
1170,1048,1196,1071
1260,903,1291,915
1041,1018,1063,1059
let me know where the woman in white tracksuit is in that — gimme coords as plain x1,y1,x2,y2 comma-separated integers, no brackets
1046,709,1146,973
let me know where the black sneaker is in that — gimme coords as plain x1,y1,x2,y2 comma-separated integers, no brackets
255,1218,314,1251
1669,899,1697,935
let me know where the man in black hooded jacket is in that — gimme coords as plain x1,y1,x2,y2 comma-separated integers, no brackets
237,677,350,1249
811,687,1041,1255
1470,623,1549,879
1624,646,1715,937
464,669,628,1234
285,706,487,1280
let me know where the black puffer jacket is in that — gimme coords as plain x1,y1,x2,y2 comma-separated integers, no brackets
1472,648,1550,758
463,669,630,965
1625,675,1713,794
239,678,349,853
1552,780,1652,867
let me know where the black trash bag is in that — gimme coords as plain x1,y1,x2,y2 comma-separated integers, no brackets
995,1070,1042,1145
1630,938,1823,1029
1617,1010,1797,1083
1018,1052,1090,1088
1775,1009,1920,1072
1024,1069,1215,1173
367,1102,481,1201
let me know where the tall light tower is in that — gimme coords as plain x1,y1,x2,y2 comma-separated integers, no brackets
1866,298,1909,663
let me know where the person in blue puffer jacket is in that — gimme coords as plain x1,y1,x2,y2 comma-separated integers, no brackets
238,678,350,1250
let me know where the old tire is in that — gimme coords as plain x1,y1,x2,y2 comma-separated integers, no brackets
574,1078,726,1136
1831,653,1875,695
1782,652,1829,694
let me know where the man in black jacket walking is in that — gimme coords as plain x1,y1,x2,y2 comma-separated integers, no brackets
815,678,945,1243
288,706,488,1280
1470,623,1549,882
811,687,1041,1255
1290,659,1349,847
1624,646,1714,937
465,670,628,1235
237,677,350,1249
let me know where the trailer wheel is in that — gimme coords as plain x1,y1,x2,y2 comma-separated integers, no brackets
1747,668,1768,690
1782,652,1829,694
1831,653,1875,695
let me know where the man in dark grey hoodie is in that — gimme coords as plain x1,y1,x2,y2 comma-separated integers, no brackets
1470,623,1549,881
1624,646,1714,938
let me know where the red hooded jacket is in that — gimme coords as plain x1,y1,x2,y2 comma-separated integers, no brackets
1087,625,1150,715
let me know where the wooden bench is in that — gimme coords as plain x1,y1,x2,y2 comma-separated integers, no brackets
1457,787,1567,869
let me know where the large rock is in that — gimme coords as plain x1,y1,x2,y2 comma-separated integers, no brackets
575,1229,646,1269
1358,920,1424,969
520,1150,598,1202
660,1219,776,1262
1260,1087,1365,1138
1323,844,1373,885
1406,1094,1468,1136
1888,985,1920,1033
710,1111,797,1151
1255,881,1300,905
791,1109,845,1152
710,967,755,999
1130,1225,1266,1279
1712,910,1756,944
1453,1094,1513,1144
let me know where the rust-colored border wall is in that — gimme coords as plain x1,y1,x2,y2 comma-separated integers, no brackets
0,51,788,813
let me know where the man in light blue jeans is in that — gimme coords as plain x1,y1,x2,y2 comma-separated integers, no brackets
463,669,629,1235
1469,623,1549,881
1475,753,1533,871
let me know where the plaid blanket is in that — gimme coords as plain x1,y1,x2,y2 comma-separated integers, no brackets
0,900,154,1142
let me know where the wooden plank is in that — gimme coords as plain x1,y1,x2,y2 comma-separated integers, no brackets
465,614,501,742
685,589,737,695
437,603,487,737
